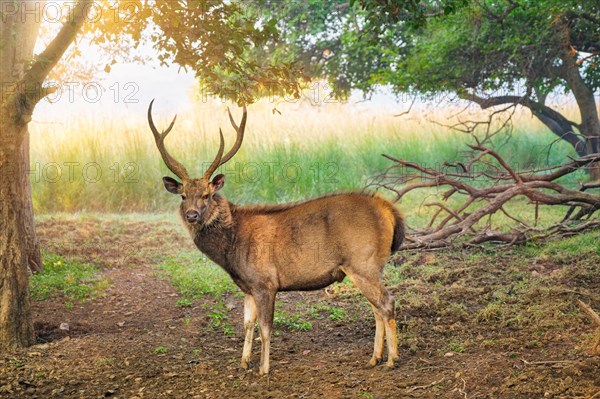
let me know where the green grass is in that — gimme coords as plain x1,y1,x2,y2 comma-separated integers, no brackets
274,310,313,331
29,102,585,214
156,251,237,298
356,390,375,399
176,298,194,308
30,253,109,307
520,231,600,258
308,305,351,322
157,251,239,334
153,346,168,355
448,342,466,353
206,301,236,335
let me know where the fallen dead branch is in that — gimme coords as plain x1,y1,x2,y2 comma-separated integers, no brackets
406,377,445,393
521,359,576,366
577,300,600,356
458,378,468,399
373,138,600,250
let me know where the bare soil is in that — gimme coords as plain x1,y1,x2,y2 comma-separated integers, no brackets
1,216,599,399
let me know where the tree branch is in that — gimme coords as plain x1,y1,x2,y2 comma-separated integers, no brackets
458,91,587,156
20,0,93,106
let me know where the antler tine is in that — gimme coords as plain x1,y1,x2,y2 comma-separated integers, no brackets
203,128,226,180
148,99,190,180
218,104,247,167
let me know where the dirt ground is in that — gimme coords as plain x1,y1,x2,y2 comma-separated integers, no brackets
1,216,599,399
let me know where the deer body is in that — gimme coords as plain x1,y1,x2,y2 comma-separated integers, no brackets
185,193,402,291
148,101,404,375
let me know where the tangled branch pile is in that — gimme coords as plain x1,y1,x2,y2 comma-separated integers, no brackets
376,140,600,250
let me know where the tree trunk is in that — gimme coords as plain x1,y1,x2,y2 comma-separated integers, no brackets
0,0,43,350
1,0,92,349
21,131,42,274
0,112,37,350
562,53,600,181
1,1,43,274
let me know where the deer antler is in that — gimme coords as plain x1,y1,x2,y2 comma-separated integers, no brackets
203,129,226,180
148,99,190,180
220,105,247,166
203,105,247,179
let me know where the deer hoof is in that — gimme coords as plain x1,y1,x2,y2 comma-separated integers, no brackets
384,359,396,370
367,357,381,368
240,360,251,370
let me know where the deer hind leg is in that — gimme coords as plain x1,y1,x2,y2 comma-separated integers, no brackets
369,305,386,367
241,294,257,369
384,317,399,367
255,291,276,375
345,271,398,368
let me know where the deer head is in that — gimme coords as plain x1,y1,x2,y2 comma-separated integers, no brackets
148,100,247,226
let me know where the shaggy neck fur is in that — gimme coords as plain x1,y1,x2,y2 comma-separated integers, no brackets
181,194,237,272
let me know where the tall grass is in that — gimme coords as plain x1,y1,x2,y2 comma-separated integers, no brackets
29,98,581,218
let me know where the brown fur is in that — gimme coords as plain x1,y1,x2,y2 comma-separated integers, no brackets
177,181,404,374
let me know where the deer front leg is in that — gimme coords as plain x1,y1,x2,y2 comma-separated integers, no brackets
241,294,257,369
256,291,276,375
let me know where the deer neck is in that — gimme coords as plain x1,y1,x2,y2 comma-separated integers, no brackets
184,196,237,269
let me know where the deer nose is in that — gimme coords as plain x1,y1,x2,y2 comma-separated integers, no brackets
185,210,200,223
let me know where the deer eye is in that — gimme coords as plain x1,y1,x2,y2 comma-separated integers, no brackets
201,193,209,200
181,195,187,200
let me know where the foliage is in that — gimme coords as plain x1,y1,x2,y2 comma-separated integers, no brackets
394,1,599,97
267,0,599,99
259,0,400,99
143,1,306,104
49,1,306,104
351,0,469,28
30,254,108,306
263,0,600,159
56,1,459,102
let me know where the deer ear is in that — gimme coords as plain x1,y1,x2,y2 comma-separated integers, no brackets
163,176,182,194
212,174,225,192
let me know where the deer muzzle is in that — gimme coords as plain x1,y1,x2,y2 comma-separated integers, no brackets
185,209,201,223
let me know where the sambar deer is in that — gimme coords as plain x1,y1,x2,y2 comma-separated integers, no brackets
148,100,405,375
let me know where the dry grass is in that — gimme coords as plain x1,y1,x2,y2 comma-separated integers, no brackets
29,97,581,214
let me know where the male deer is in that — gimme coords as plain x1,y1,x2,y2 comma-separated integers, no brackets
148,100,405,375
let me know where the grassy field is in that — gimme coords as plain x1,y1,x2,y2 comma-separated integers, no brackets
30,99,582,225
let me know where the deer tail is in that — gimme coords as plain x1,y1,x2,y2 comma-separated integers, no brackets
390,206,405,253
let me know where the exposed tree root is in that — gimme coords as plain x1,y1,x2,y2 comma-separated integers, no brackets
577,300,600,356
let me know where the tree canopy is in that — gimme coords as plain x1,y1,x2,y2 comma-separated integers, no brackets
266,0,598,98
41,1,306,104
261,0,600,166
